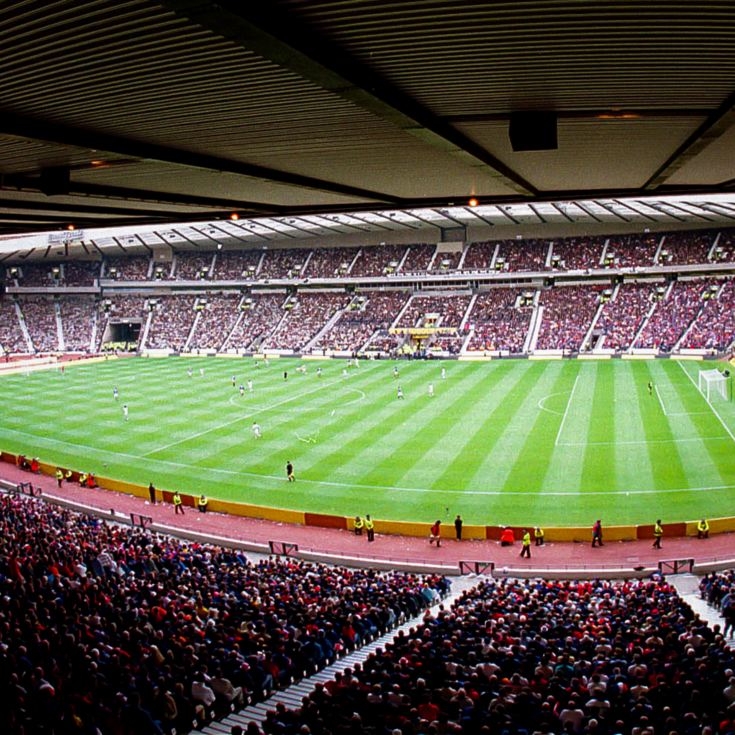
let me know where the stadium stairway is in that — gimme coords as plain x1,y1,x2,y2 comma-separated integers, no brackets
197,575,480,734
670,573,734,649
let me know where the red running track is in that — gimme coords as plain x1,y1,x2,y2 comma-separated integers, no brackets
2,463,734,574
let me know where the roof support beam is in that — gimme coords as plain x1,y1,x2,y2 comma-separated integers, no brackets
160,0,536,197
0,114,397,204
2,176,282,215
643,90,735,190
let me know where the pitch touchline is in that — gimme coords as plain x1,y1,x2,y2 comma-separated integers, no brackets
2,425,734,499
554,374,580,446
142,377,349,457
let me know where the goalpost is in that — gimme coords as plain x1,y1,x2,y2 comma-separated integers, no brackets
698,369,731,403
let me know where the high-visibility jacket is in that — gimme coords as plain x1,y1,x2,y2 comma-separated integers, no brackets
173,493,182,506
698,520,709,533
522,532,531,547
354,517,364,530
364,518,374,531
534,528,544,540
55,470,63,481
654,522,663,537
197,496,208,509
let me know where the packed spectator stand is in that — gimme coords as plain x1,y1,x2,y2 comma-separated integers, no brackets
466,289,532,353
226,294,288,352
682,279,735,351
594,284,655,352
348,245,408,277
20,296,59,353
2,228,735,357
59,296,96,352
0,492,449,735
146,296,197,351
0,299,28,354
214,251,264,280
189,294,244,352
102,256,151,281
537,286,604,351
261,293,351,352
312,293,409,353
273,576,735,735
550,237,606,271
636,280,708,352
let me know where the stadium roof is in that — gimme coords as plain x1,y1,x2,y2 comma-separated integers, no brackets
1,1,735,235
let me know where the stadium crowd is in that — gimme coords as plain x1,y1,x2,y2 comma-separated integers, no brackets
258,249,312,280
272,576,735,735
20,297,59,352
0,493,449,735
0,299,29,354
595,284,654,352
637,281,706,352
226,295,285,351
103,256,151,281
466,289,532,353
348,245,408,277
682,280,735,351
550,237,605,271
537,286,604,351
59,296,96,352
313,293,409,352
188,294,243,351
146,296,197,351
262,293,351,352
214,250,263,280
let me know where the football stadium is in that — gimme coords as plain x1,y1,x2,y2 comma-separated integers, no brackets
2,3,735,734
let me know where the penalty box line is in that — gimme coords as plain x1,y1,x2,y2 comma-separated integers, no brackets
678,360,735,447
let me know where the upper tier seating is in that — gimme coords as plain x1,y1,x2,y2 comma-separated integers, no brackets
213,250,264,280
658,231,715,265
349,244,408,277
550,236,606,270
173,253,214,280
258,248,312,280
103,256,151,281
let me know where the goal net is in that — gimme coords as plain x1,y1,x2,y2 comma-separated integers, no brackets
698,369,730,402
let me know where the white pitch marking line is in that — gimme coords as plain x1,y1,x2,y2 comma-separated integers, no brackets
678,360,735,447
559,436,730,447
537,392,566,417
2,425,735,498
142,377,346,457
554,374,580,446
654,384,669,415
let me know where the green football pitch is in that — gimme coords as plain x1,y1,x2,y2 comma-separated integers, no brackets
1,356,734,526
